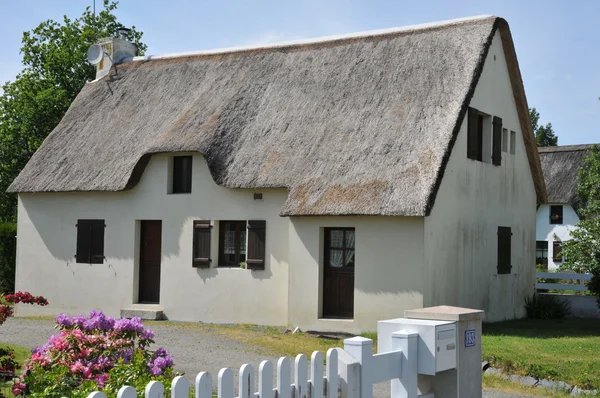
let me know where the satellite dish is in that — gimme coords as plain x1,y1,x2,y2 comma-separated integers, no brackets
87,44,104,65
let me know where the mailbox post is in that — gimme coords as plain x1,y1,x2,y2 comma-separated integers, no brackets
405,306,485,398
377,306,484,398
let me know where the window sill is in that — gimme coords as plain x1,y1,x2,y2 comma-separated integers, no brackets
168,192,191,195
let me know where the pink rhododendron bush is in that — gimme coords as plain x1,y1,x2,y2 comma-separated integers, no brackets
0,292,48,374
13,311,177,398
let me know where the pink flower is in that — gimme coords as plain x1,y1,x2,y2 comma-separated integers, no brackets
94,373,109,387
82,366,92,379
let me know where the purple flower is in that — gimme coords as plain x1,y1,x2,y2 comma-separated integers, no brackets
151,367,163,376
114,318,144,333
55,313,73,328
31,346,45,355
121,348,133,364
154,347,167,357
140,329,155,340
153,357,167,369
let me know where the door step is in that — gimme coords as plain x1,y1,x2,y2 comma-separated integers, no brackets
121,305,164,320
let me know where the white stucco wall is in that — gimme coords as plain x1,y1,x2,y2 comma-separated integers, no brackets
15,154,290,325
423,32,537,322
287,216,424,333
535,203,580,270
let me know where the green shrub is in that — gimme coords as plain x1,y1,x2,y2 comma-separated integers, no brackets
0,223,16,294
524,293,571,319
587,267,600,310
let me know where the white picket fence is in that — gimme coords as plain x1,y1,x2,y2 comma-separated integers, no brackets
536,272,592,292
87,332,422,398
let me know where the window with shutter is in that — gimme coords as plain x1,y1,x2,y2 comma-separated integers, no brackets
497,226,512,274
247,220,266,270
172,156,192,194
76,220,105,264
492,116,502,166
218,221,247,267
192,220,212,268
510,131,516,154
467,107,481,161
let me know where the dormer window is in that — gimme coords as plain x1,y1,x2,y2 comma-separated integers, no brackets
549,205,563,224
172,156,192,194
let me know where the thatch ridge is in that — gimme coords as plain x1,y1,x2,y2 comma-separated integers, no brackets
8,16,545,216
538,144,595,207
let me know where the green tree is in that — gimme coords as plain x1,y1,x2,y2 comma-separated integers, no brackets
0,0,146,223
561,145,600,274
529,107,558,147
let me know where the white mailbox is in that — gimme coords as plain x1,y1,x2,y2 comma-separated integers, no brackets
378,318,457,375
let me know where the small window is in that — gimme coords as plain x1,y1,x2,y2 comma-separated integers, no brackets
76,219,105,264
192,221,212,268
510,131,516,154
467,107,497,164
536,241,548,267
497,226,512,274
218,221,247,267
172,156,192,194
549,205,563,224
552,241,563,262
324,228,355,268
502,128,508,152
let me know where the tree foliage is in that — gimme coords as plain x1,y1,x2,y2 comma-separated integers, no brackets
529,107,558,147
0,1,146,223
561,145,600,274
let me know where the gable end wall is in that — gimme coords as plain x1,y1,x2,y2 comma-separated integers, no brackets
423,31,537,321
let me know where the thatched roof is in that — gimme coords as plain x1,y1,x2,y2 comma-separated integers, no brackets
538,144,595,207
8,16,546,216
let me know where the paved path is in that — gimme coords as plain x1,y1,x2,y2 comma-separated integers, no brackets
0,318,534,397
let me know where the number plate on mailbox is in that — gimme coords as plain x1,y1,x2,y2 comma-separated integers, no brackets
465,329,476,347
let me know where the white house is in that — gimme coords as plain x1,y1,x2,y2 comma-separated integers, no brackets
536,145,594,271
8,16,546,332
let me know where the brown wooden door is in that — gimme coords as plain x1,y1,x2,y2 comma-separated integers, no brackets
322,228,355,318
139,220,162,303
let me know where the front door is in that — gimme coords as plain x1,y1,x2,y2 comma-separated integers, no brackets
322,228,355,318
139,220,162,303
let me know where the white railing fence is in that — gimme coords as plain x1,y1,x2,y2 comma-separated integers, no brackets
536,272,591,292
87,332,421,398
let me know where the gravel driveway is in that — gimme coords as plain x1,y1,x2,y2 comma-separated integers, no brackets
0,318,533,397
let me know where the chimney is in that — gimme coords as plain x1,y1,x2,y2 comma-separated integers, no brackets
94,28,138,80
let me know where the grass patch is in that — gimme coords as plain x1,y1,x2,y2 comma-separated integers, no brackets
482,373,571,397
483,319,600,390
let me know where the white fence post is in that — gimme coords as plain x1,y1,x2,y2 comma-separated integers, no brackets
258,360,274,398
239,364,254,398
294,354,308,398
195,372,212,398
145,381,164,398
218,368,234,398
311,351,324,398
117,386,137,398
88,392,107,398
277,357,292,398
171,376,189,398
391,331,418,398
344,337,373,398
326,348,339,398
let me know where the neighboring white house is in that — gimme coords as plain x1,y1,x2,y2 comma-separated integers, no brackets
8,16,546,332
536,145,594,271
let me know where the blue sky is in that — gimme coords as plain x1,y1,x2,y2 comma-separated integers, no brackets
0,0,598,144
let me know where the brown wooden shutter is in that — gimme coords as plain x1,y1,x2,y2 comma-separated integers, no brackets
492,116,502,166
552,241,563,261
467,107,480,160
76,221,92,263
497,226,512,274
89,221,105,264
193,220,211,268
246,220,266,270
